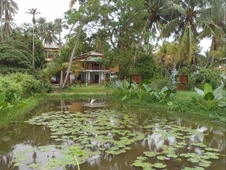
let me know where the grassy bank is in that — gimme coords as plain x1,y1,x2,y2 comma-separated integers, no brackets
0,95,42,128
108,90,226,123
54,84,109,94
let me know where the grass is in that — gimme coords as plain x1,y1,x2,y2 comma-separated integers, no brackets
173,90,199,99
60,84,110,94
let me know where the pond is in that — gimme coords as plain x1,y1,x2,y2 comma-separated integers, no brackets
0,98,225,170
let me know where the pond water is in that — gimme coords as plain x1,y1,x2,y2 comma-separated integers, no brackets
0,99,225,170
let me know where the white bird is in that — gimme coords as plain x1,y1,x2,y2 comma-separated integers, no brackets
90,99,96,104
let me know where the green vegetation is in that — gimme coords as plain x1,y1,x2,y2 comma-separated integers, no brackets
0,72,43,101
108,80,226,123
0,0,225,127
0,95,42,128
60,84,108,94
0,1,225,169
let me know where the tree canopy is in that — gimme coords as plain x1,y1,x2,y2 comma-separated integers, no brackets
0,40,36,74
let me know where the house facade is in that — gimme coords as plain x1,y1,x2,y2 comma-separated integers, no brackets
74,51,118,84
44,44,61,62
44,45,118,84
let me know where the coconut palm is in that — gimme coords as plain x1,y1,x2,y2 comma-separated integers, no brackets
161,0,222,69
2,16,16,40
54,18,68,44
26,8,40,66
43,52,85,89
145,0,177,46
36,17,47,35
40,21,58,45
62,0,87,88
200,0,225,67
0,0,18,41
155,41,178,73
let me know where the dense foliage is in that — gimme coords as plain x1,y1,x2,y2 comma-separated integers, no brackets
0,40,36,75
134,54,159,80
188,68,225,89
0,73,42,102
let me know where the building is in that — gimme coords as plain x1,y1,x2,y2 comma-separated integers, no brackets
74,51,118,84
44,44,61,62
44,45,118,84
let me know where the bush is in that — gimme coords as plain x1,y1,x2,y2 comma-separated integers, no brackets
0,78,23,102
188,68,224,89
0,73,42,102
149,76,177,92
7,73,42,97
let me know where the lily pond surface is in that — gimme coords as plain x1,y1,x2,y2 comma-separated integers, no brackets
0,98,225,170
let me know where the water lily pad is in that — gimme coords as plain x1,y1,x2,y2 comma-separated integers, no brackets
144,151,156,157
166,153,178,158
187,158,199,163
153,162,167,168
29,163,40,169
199,161,211,168
157,155,166,160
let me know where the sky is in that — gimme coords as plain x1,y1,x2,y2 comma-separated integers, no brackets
14,0,72,26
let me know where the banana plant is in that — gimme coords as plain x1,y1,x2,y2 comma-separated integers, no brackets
154,86,175,103
193,83,226,110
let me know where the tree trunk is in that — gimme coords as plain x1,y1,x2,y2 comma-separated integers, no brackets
62,25,83,89
60,70,64,89
32,24,35,66
0,1,3,42
65,23,75,45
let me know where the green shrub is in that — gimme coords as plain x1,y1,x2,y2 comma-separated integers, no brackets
0,77,23,102
0,73,42,102
188,68,224,89
149,76,177,92
7,73,42,97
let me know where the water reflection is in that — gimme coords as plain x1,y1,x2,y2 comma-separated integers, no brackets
0,99,225,170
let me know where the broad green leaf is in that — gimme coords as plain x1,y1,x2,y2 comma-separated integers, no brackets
203,83,214,100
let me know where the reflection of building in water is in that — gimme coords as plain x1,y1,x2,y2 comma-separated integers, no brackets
68,102,84,112
68,99,107,112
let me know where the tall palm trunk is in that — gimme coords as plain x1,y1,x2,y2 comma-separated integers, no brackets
65,23,75,45
32,24,35,66
0,0,4,42
60,70,64,89
62,25,83,89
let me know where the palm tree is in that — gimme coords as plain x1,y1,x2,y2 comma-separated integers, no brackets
155,41,178,74
200,0,225,67
26,8,40,67
40,21,58,45
54,18,68,44
0,0,18,42
43,52,85,89
2,16,16,40
62,0,86,88
36,17,47,36
161,0,222,69
145,0,176,46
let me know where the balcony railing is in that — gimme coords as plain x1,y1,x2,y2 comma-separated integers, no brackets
84,66,110,70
